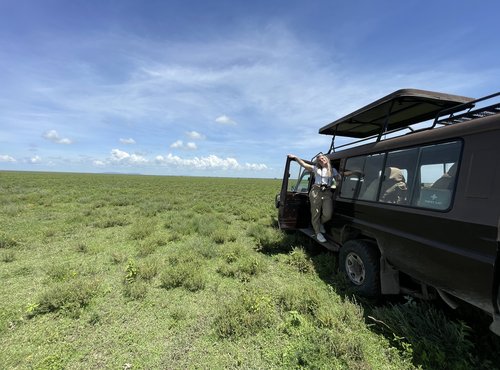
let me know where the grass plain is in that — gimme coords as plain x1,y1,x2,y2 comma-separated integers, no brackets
0,171,499,369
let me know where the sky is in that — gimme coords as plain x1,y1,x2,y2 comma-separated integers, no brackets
0,0,499,178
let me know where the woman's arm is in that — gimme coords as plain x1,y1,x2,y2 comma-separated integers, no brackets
288,154,313,172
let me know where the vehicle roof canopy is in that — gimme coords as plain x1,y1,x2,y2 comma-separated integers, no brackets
319,89,474,138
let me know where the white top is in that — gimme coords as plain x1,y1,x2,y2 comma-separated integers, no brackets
313,166,339,186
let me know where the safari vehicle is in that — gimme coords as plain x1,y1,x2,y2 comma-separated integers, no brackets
276,88,500,334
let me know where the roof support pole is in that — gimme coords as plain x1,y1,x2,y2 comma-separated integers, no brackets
328,125,339,154
377,99,396,142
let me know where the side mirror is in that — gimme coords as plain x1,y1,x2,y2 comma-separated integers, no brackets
275,194,281,208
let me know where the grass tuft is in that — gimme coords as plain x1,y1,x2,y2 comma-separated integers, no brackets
0,233,18,249
1,250,16,263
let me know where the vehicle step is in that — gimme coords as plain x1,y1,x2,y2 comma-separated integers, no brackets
299,227,340,252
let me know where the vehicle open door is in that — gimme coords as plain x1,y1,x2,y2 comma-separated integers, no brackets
276,156,312,230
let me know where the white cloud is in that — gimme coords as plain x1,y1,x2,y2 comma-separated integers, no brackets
170,140,184,149
120,138,136,144
110,149,148,164
215,115,236,125
30,155,42,164
155,153,267,171
0,155,16,162
245,163,268,171
43,130,73,144
170,140,197,150
93,160,106,167
186,131,205,140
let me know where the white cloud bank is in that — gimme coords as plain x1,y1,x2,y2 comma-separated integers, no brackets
87,150,268,174
155,153,267,171
43,130,73,144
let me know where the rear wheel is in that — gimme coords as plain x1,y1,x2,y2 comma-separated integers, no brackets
339,240,380,296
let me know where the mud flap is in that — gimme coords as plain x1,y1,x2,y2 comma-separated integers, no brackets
380,256,399,294
490,315,500,336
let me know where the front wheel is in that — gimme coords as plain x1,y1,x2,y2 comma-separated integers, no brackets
339,240,380,297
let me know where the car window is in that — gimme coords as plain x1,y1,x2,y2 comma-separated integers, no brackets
413,141,462,210
288,161,311,193
340,140,462,211
340,156,366,199
378,148,418,205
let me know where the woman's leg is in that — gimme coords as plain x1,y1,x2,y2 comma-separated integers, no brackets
321,191,333,224
309,188,322,234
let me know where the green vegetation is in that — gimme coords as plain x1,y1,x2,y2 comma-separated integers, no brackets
0,171,498,369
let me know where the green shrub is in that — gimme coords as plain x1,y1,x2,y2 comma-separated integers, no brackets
137,259,159,281
281,326,372,369
136,240,157,257
277,284,324,318
247,224,293,253
122,259,150,299
124,259,138,284
28,279,99,318
311,252,337,282
92,217,129,228
210,228,237,244
139,201,171,217
35,354,65,370
214,289,277,338
3,203,23,217
217,254,266,282
46,264,78,282
110,251,127,264
182,236,219,259
123,281,148,300
372,299,474,369
286,247,315,274
159,262,206,292
75,243,89,253
129,220,156,240
190,215,221,237
110,197,131,207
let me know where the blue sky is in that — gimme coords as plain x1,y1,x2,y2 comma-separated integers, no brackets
1,0,499,178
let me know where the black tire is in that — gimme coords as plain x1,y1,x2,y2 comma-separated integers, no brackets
339,240,380,297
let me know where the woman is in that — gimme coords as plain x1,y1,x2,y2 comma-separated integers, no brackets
287,153,339,243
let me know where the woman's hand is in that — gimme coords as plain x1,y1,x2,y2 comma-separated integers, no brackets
288,154,296,160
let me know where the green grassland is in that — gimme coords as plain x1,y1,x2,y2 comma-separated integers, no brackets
1,171,498,369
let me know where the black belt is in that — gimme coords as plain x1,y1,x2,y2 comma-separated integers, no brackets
313,184,330,191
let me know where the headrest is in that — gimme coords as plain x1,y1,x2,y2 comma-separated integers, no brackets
385,167,405,182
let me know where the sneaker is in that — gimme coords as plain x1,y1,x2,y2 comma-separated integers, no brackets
320,224,326,233
316,233,327,243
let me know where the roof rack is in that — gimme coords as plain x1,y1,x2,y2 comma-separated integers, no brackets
432,91,500,126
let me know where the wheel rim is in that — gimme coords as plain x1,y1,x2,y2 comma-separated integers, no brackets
345,252,365,285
